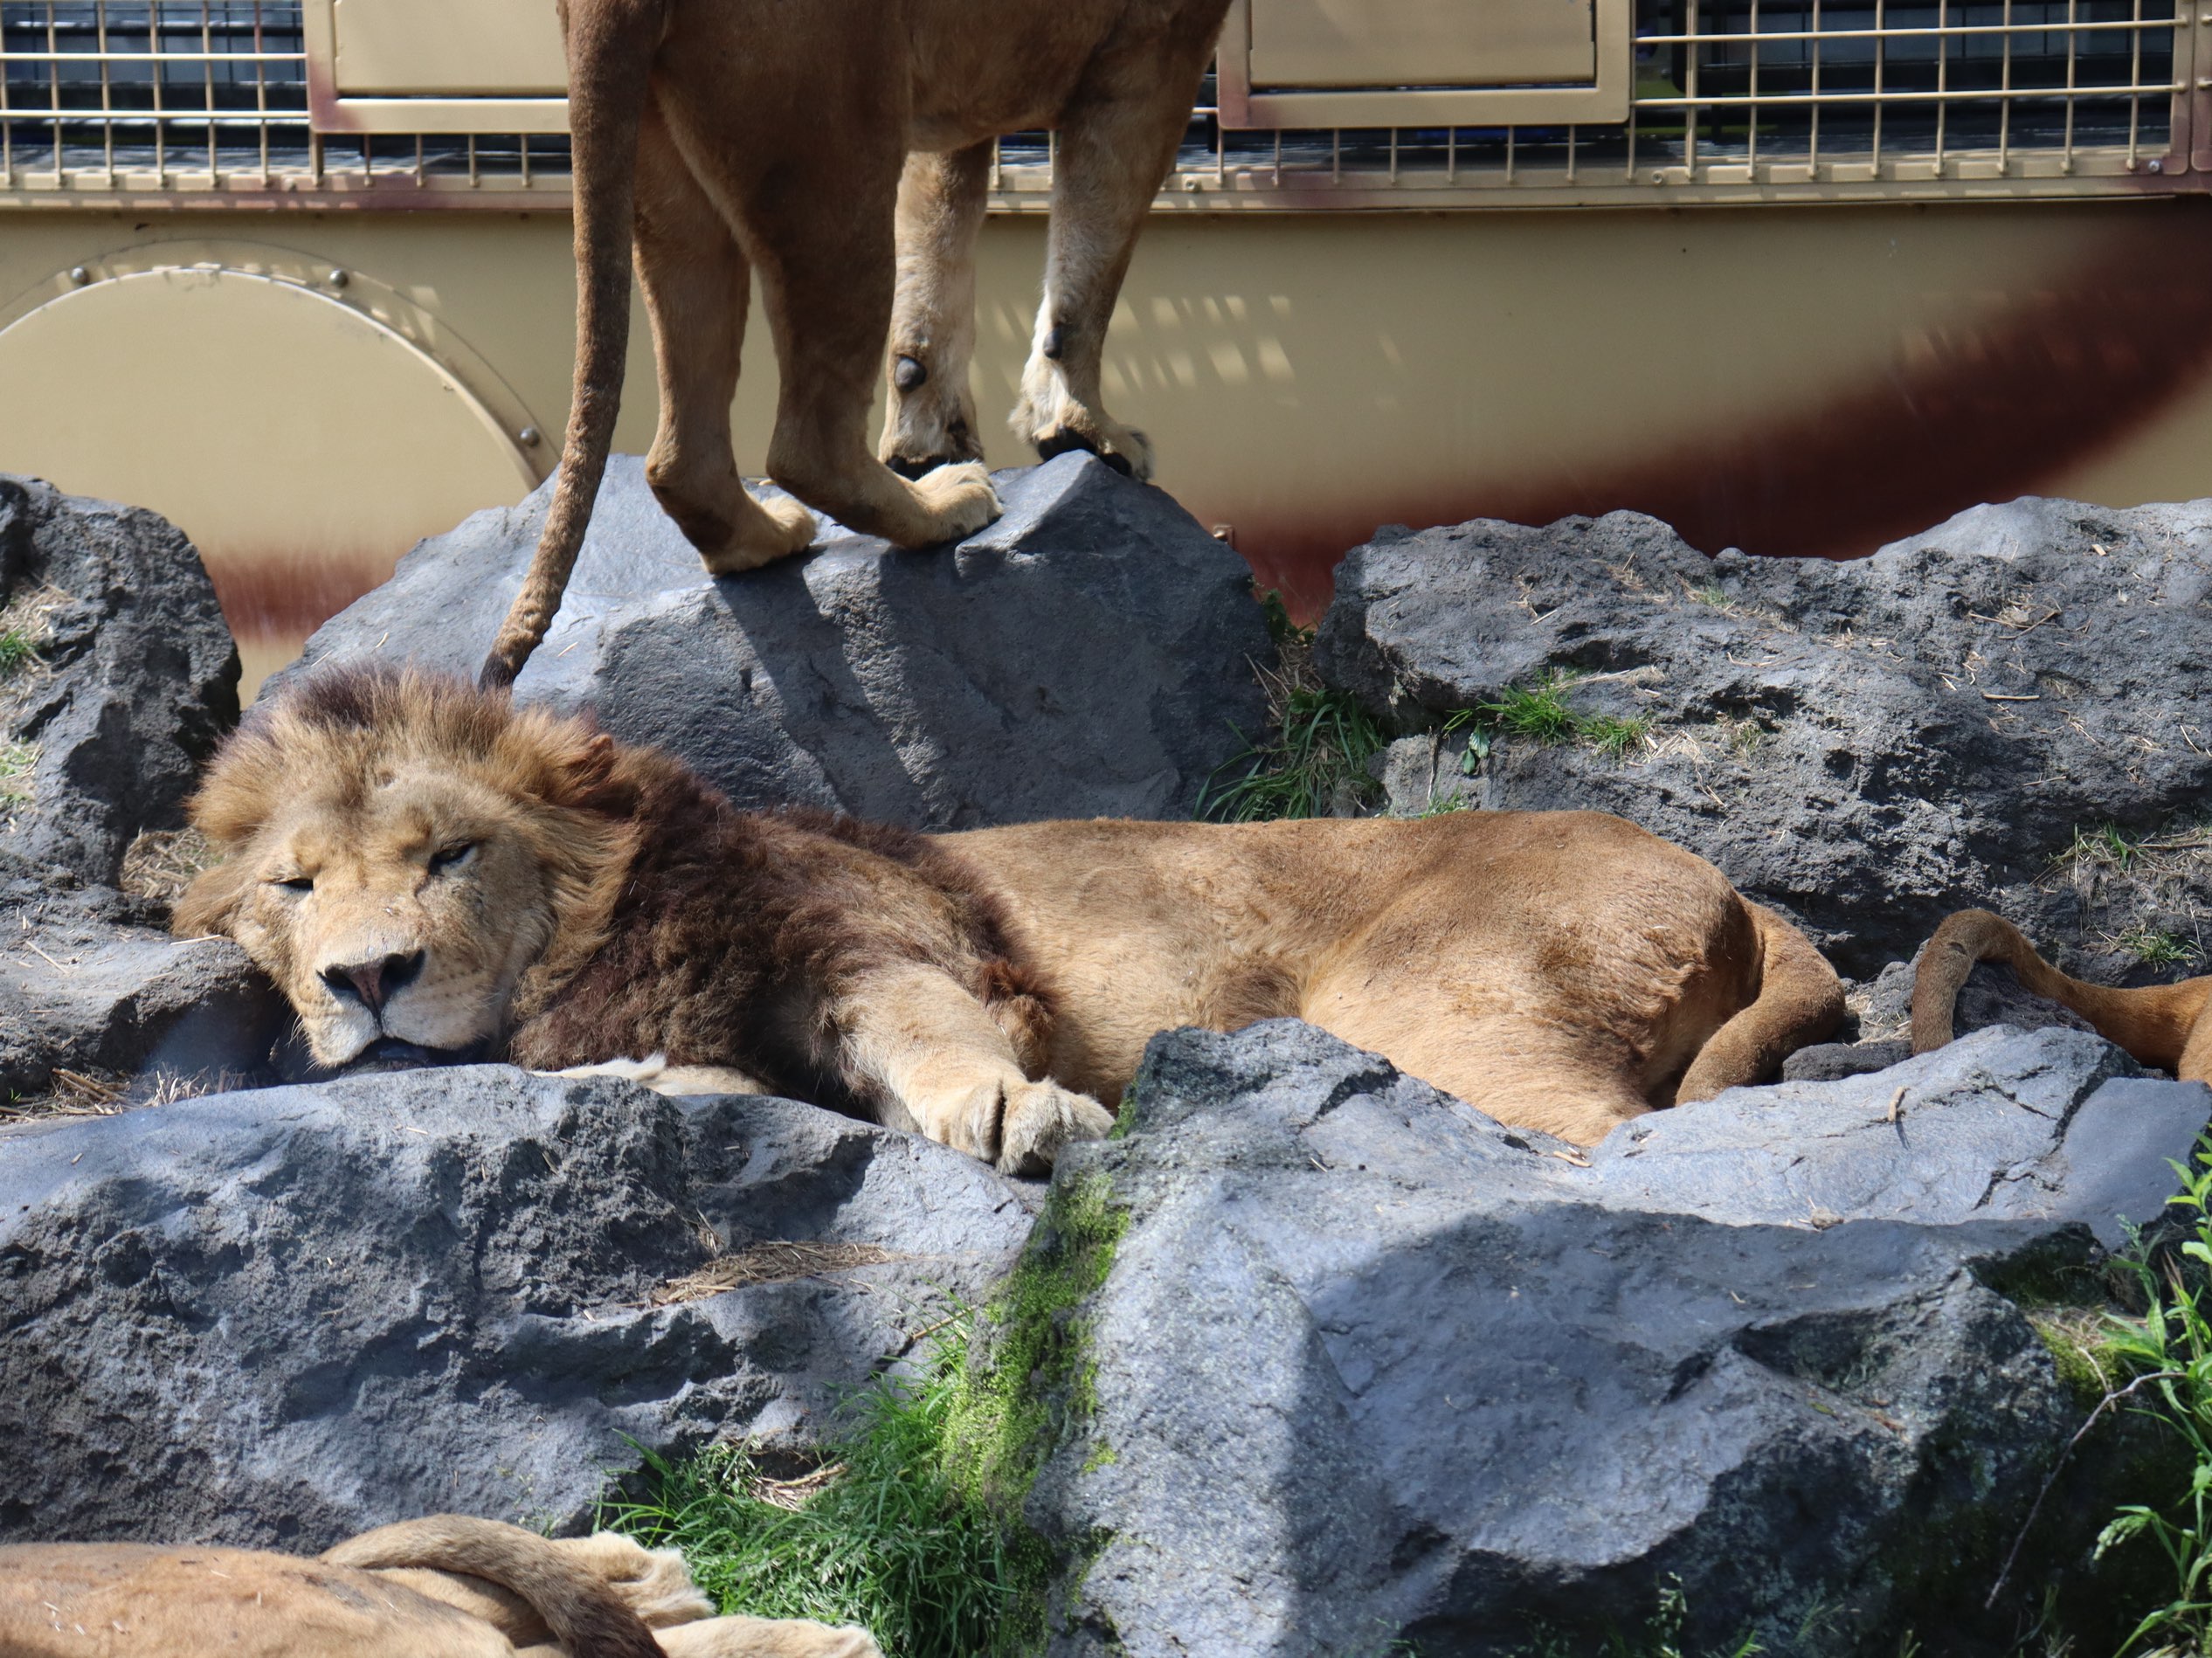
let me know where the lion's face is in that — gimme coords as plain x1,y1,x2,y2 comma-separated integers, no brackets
177,669,632,1070
216,767,563,1066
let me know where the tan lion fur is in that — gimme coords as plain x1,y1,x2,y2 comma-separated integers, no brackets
480,0,1232,687
179,669,1845,1162
1911,907,2212,1079
0,1515,879,1658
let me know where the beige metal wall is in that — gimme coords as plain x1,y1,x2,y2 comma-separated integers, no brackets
3,195,2211,692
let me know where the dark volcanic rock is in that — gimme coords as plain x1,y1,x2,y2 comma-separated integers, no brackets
277,453,1269,827
0,477,239,885
1020,1020,2209,1658
0,880,288,1101
1322,501,2212,978
0,1067,1034,1547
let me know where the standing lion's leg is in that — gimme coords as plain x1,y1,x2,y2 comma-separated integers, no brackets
837,963,1113,1175
634,105,816,574
719,142,1002,549
1010,46,1213,481
880,142,992,478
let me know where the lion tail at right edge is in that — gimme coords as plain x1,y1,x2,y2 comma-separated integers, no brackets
480,0,667,691
1909,907,2212,1080
324,1516,664,1658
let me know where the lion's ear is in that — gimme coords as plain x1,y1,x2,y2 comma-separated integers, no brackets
172,856,252,940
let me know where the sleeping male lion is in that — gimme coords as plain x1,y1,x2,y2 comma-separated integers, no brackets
176,669,1846,1165
0,1514,876,1657
480,0,1233,687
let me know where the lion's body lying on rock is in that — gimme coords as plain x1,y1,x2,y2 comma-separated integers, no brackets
178,670,1844,1165
0,1515,876,1657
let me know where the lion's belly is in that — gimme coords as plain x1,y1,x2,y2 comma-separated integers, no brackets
942,811,1765,1109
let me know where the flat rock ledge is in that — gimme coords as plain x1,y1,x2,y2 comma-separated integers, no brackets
0,1067,1036,1547
1020,1019,2211,1658
278,452,1271,829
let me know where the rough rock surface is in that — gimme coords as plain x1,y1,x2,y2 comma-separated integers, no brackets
277,453,1269,828
0,878,289,1102
1022,1019,2209,1657
0,1067,1035,1546
0,475,239,885
1322,501,2212,978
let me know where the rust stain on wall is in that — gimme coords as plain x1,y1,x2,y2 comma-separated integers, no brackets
1231,204,2212,622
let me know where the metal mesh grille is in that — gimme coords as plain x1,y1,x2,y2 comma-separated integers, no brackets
0,0,2184,202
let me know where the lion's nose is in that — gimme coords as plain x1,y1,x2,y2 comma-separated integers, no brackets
321,950,425,1017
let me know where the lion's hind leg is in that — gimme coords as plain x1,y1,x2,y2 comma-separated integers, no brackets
634,104,815,576
694,122,999,549
1675,904,1844,1102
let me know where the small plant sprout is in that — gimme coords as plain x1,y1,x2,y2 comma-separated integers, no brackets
2112,927,2203,970
1471,671,1653,762
2064,822,2145,875
0,739,36,804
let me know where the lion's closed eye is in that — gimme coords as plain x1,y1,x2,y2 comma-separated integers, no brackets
429,842,478,875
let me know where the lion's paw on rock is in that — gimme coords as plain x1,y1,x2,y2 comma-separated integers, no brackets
997,1079,1116,1177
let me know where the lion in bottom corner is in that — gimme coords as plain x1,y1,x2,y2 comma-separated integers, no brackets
174,666,1853,1168
0,1515,878,1657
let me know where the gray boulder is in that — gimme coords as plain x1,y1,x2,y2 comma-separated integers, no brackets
278,453,1270,828
1017,1019,2209,1657
0,476,240,884
1322,501,2212,979
0,878,289,1102
0,1067,1034,1546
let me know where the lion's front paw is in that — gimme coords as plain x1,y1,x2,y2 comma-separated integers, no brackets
909,459,1001,542
997,1079,1115,1177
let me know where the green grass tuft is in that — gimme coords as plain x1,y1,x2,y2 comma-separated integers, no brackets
1581,715,1655,760
600,1316,1050,1658
1199,682,1386,822
0,628,35,677
2091,1138,2212,1655
1465,671,1651,763
603,1175,1130,1658
1479,671,1585,744
2065,821,2146,874
0,739,35,804
2113,927,2203,970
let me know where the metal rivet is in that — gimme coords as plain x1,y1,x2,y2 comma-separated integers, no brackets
1180,175,1201,191
67,266,89,285
328,267,349,288
2150,157,2165,173
1649,169,1666,184
518,426,542,448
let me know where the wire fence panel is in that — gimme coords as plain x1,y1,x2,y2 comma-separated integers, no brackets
0,0,2188,204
